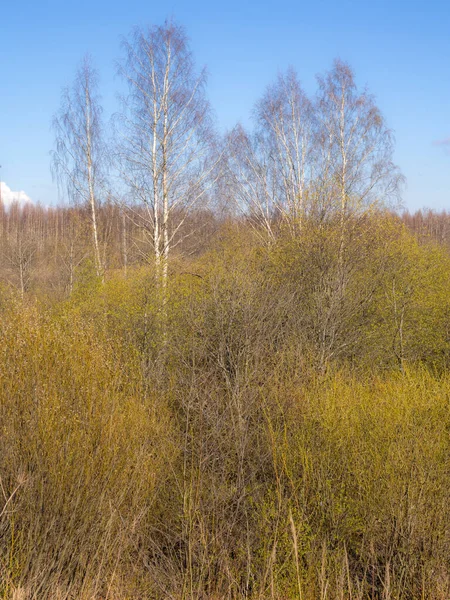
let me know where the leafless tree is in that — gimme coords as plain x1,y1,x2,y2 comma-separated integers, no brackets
2,202,37,297
225,124,278,244
226,69,315,242
256,68,316,233
308,60,404,369
52,55,105,280
115,20,218,289
315,59,403,258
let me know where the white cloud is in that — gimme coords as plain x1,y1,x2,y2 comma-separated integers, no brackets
0,182,32,207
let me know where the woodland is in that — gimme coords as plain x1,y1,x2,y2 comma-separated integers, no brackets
1,19,450,600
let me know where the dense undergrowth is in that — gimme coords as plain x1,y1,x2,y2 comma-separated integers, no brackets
1,217,450,599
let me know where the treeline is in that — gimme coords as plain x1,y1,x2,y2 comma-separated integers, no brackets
1,17,450,600
0,200,216,297
1,199,449,305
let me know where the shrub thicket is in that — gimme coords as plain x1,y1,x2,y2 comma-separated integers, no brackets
1,216,450,599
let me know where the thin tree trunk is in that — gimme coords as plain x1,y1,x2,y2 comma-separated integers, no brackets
121,210,128,277
85,85,102,281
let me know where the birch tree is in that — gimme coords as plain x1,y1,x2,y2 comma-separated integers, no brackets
226,69,316,242
310,60,403,368
52,56,104,280
316,59,402,258
255,69,315,233
225,124,278,244
116,21,216,288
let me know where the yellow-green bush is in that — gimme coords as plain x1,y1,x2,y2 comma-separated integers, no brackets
2,215,450,598
0,297,177,598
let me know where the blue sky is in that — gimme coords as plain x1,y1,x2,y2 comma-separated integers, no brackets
1,0,449,210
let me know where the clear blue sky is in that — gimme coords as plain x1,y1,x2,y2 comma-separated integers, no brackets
1,0,449,210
